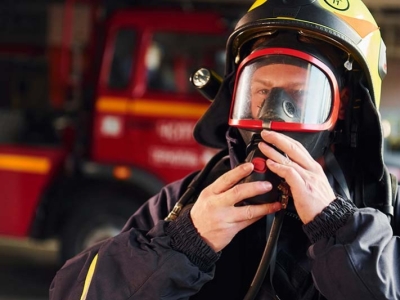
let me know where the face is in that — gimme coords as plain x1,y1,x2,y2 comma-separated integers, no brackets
230,50,339,132
250,64,308,118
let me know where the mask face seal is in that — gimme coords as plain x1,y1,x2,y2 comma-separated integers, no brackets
229,48,341,133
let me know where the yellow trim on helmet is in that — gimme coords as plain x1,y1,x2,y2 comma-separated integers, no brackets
318,0,378,38
249,0,267,12
318,0,376,25
334,13,378,39
317,0,384,108
358,31,385,108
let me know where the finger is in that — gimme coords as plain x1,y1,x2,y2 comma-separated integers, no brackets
260,130,315,170
258,141,308,174
229,202,282,223
261,130,310,159
266,159,305,188
210,162,254,195
259,142,295,166
223,180,273,206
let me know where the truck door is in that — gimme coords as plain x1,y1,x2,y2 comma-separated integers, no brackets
133,29,226,182
92,10,227,184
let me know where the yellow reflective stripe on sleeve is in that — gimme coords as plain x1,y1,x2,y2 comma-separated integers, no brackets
80,254,98,300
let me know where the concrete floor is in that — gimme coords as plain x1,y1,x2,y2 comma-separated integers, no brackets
0,237,60,300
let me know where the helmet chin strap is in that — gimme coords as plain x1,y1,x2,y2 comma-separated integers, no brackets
324,148,351,199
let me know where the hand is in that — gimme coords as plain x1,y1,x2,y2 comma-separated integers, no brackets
190,162,282,252
258,130,336,224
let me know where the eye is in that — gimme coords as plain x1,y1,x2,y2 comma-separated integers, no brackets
256,89,270,107
258,89,271,95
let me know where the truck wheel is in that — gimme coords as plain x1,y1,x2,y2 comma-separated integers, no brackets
60,197,140,263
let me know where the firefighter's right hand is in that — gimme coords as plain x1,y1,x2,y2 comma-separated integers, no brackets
190,162,282,252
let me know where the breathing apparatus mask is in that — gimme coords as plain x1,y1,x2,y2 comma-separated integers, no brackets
230,43,342,205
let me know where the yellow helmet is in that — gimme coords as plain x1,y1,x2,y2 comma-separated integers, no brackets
228,0,386,108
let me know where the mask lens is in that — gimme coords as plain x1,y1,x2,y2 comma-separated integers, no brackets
231,53,334,130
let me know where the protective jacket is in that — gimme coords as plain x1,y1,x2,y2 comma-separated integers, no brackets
49,134,400,300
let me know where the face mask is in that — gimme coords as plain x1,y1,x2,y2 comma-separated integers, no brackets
233,48,340,205
229,48,340,133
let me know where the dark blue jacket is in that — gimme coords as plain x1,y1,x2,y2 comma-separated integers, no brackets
49,149,400,300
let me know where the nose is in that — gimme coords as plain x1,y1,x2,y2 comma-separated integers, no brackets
256,87,300,122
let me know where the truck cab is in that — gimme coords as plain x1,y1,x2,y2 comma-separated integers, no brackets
0,6,228,262
93,9,226,182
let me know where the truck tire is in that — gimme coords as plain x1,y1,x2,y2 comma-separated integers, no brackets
60,196,141,263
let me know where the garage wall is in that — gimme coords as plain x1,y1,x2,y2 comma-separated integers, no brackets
382,58,400,109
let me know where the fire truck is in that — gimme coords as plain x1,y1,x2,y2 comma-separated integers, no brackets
0,1,227,262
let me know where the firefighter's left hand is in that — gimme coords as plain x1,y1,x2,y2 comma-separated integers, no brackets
258,130,336,224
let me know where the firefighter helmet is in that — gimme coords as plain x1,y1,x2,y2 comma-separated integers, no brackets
194,0,386,181
229,0,386,107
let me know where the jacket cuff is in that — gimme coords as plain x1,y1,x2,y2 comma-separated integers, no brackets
303,196,357,243
165,206,220,272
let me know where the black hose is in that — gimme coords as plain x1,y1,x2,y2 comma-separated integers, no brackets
243,209,285,300
165,146,286,300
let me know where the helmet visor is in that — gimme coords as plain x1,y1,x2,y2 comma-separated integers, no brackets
229,48,340,132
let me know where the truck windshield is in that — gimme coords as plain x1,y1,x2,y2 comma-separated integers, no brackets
108,29,136,89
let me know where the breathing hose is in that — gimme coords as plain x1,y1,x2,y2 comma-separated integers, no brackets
165,147,288,299
243,210,285,300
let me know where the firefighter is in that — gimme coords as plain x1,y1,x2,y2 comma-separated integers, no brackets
50,0,400,299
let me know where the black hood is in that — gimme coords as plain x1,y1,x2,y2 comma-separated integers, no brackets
193,70,235,149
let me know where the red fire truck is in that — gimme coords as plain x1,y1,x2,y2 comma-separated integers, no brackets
0,1,227,262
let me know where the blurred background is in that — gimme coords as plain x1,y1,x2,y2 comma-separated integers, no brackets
0,0,398,299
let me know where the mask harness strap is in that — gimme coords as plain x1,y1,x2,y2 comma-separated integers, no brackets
350,75,364,209
324,149,351,200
